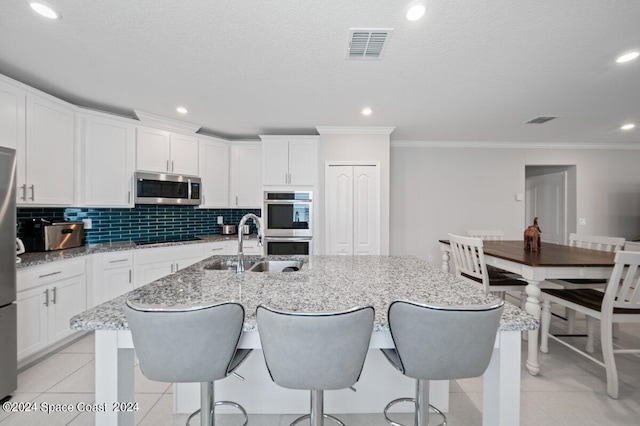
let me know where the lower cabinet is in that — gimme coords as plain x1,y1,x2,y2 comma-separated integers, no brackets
89,251,134,306
134,244,205,288
16,258,87,362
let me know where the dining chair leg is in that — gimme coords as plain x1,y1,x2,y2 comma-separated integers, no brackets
540,300,551,353
567,308,576,334
600,318,619,399
586,317,596,353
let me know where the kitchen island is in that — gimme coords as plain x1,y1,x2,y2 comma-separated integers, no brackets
71,255,537,426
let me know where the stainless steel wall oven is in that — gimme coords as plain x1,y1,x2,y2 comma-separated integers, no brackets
263,191,313,254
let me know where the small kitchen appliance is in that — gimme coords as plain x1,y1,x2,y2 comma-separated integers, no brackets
21,219,84,252
221,224,237,235
15,239,24,264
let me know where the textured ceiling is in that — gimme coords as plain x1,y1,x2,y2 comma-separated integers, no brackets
1,0,639,144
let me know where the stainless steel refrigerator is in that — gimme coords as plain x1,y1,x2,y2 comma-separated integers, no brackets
0,146,17,399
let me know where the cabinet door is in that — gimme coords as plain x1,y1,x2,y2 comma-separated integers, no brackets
326,166,354,255
170,133,199,176
82,114,134,206
25,94,75,205
49,276,87,344
136,126,170,173
262,140,289,185
231,143,262,207
135,260,173,288
16,287,49,361
353,166,380,255
0,79,25,151
101,267,133,303
288,140,316,185
200,139,230,207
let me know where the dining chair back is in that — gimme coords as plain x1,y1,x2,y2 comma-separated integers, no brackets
568,233,625,252
448,233,527,296
467,230,503,240
540,250,640,399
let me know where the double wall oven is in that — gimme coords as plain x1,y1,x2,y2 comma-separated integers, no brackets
263,191,312,255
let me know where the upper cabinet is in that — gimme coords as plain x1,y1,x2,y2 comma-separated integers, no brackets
18,94,76,206
199,137,231,208
0,78,25,150
80,111,135,207
136,126,199,176
260,136,317,186
230,142,262,208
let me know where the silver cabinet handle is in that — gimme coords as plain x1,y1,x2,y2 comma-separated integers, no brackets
211,247,223,251
175,262,179,270
129,269,132,283
166,160,170,172
21,184,27,201
170,263,174,273
128,191,131,204
39,271,62,279
30,185,35,201
43,289,49,307
109,259,128,264
172,160,174,172
236,196,238,206
52,287,57,304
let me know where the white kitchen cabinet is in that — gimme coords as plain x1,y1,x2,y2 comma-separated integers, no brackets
326,164,380,255
260,136,317,186
230,142,262,207
199,137,231,207
0,77,25,150
136,126,199,176
134,244,205,288
89,251,134,306
81,111,135,206
17,93,76,205
16,258,87,362
202,240,233,257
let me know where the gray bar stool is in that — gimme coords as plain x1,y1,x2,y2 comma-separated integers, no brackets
256,305,375,426
382,300,504,426
124,300,252,426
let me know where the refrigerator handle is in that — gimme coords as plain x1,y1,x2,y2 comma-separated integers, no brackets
43,289,49,307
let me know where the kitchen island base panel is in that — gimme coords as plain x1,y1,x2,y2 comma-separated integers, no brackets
483,330,521,426
174,351,449,414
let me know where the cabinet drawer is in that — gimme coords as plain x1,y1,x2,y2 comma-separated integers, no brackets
135,244,205,265
203,241,232,256
101,252,134,269
18,258,86,292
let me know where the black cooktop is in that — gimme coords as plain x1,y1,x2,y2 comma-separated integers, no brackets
133,237,202,246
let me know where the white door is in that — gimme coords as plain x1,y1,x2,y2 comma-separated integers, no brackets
16,286,49,361
231,143,262,208
262,140,289,185
288,140,315,185
49,276,87,344
170,133,199,176
353,166,380,255
200,139,230,207
526,171,566,244
136,126,170,173
326,164,380,255
326,166,354,255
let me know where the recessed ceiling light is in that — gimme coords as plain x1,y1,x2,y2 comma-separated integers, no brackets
29,2,60,19
620,123,635,131
406,4,426,21
176,106,188,114
362,108,372,116
616,51,639,64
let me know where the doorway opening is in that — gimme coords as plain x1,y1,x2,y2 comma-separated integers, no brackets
525,165,577,245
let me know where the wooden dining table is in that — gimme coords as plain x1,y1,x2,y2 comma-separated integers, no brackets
440,240,616,376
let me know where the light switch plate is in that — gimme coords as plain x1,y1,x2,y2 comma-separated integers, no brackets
217,216,224,225
578,218,587,226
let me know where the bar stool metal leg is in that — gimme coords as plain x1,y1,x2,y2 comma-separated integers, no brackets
383,379,447,426
186,381,249,426
289,390,346,426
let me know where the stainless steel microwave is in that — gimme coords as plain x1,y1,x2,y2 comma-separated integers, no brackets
134,172,201,205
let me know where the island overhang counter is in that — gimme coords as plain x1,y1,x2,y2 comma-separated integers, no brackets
71,255,537,426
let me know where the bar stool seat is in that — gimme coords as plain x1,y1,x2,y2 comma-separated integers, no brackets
382,300,504,426
256,305,374,426
124,300,251,426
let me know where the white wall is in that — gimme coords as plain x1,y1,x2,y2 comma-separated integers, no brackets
390,145,640,263
317,132,391,254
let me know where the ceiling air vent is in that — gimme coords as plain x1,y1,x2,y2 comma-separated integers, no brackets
526,116,558,124
347,28,393,60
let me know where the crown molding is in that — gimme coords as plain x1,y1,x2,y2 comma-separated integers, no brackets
134,110,201,133
316,126,396,135
390,140,640,150
259,135,319,141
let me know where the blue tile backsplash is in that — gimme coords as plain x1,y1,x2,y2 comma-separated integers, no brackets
17,206,261,245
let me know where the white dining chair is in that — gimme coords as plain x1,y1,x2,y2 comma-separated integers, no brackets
540,250,640,399
467,230,504,241
549,233,625,333
448,234,527,299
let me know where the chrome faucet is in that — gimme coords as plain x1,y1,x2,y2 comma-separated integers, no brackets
237,213,263,273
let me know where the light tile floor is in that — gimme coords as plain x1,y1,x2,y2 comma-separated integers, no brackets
2,302,639,425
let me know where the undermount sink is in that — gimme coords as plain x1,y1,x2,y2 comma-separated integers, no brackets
204,260,256,271
247,260,303,272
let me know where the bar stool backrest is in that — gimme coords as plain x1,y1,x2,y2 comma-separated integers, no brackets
124,301,245,383
387,301,504,380
256,306,374,390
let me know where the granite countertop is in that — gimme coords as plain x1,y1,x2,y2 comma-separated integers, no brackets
16,234,257,269
70,255,538,333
